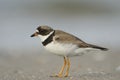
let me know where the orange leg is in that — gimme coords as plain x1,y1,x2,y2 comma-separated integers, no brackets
50,57,70,78
51,56,67,77
57,56,67,77
64,57,70,77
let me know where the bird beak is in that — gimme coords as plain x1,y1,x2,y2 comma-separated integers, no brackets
31,32,38,37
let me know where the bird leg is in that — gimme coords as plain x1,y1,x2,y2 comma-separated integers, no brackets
50,57,70,77
64,57,70,77
57,56,67,77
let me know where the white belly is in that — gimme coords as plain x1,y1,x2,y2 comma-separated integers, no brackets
44,42,78,56
44,42,98,57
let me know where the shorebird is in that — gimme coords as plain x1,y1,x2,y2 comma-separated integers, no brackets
31,25,108,77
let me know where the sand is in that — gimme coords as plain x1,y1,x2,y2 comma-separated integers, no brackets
0,51,120,80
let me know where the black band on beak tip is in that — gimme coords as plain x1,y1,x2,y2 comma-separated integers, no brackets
31,32,38,37
30,34,35,37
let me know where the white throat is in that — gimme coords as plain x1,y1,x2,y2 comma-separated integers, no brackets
38,31,54,42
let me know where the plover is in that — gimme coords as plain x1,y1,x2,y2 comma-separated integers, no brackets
31,25,108,77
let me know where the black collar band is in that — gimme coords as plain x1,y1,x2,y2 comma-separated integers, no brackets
42,30,55,46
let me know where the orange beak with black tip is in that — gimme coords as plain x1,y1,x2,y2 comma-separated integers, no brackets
31,32,39,37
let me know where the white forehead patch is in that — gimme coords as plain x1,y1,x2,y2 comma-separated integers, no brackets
36,30,39,32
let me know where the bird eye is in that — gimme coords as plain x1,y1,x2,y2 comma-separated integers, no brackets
40,29,46,32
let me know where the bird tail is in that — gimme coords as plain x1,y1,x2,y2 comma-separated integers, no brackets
88,44,108,51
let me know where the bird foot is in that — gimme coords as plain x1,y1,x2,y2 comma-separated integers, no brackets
50,74,63,78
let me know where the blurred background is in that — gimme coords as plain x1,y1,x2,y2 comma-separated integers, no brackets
0,0,120,79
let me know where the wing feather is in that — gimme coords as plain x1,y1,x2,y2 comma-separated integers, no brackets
54,30,89,47
53,30,108,51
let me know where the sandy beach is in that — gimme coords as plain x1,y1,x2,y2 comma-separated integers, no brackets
0,50,120,80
